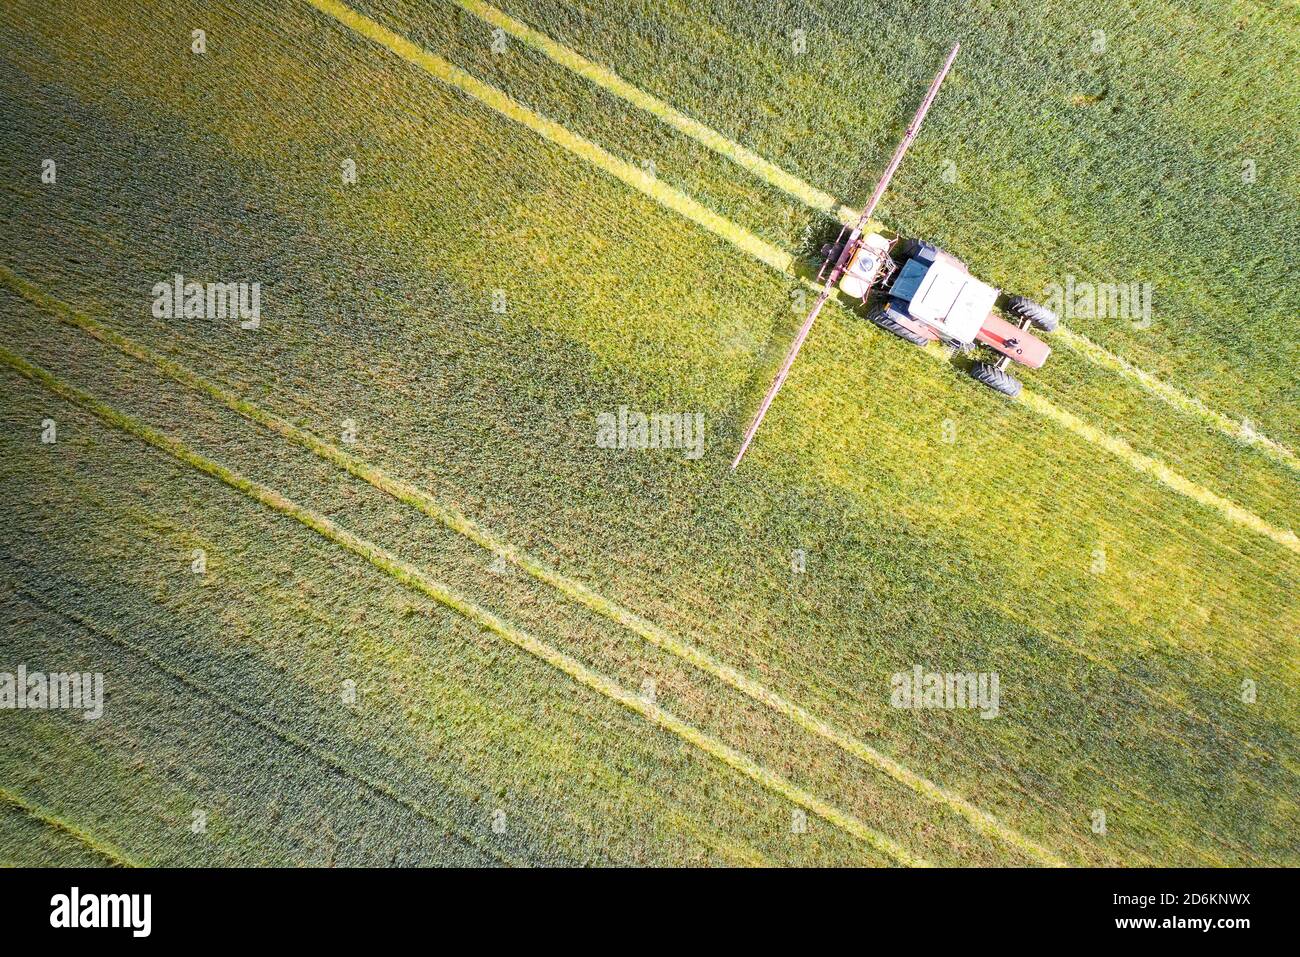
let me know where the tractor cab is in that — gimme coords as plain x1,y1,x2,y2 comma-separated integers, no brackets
859,236,1056,397
886,241,999,346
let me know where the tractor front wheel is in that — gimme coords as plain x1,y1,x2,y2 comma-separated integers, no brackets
969,361,1022,397
1007,295,1059,332
868,304,930,347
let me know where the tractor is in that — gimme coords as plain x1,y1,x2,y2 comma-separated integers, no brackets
732,42,1059,469
818,231,1058,397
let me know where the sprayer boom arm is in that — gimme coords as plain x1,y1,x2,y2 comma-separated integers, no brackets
855,41,960,229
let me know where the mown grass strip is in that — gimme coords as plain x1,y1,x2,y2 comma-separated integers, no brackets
447,0,856,223
447,0,1296,469
292,2,1296,558
0,345,923,867
301,0,793,274
1017,390,1300,555
1053,327,1300,476
902,338,1300,555
6,267,1062,866
0,784,136,867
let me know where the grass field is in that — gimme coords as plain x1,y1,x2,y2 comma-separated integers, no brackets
0,0,1296,866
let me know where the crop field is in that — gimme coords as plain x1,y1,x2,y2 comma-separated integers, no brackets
0,0,1296,867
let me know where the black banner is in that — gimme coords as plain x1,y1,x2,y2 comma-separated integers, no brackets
0,867,1279,944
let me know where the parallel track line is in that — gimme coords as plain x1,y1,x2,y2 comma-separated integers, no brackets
0,784,136,867
3,266,1060,866
0,345,923,867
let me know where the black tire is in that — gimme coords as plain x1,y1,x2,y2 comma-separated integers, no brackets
820,243,844,265
969,360,1022,397
1007,295,1059,332
868,303,930,347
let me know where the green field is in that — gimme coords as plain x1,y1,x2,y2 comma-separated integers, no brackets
0,0,1296,866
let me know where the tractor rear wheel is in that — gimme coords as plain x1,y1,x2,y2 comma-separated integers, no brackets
1007,296,1059,332
969,360,1022,397
868,303,929,347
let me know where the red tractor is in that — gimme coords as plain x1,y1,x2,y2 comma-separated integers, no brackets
819,231,1057,397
